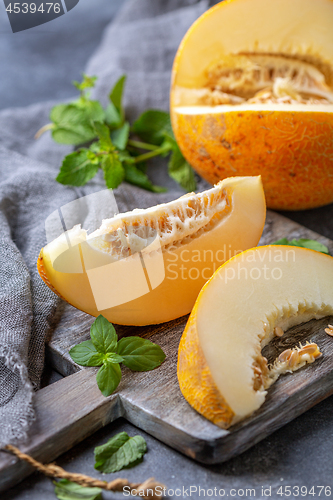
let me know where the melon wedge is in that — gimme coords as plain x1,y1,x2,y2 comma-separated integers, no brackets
178,245,333,428
38,176,265,326
170,0,333,210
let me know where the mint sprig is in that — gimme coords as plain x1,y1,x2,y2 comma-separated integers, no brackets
36,74,196,193
94,432,147,473
36,74,105,146
272,238,329,254
69,315,166,397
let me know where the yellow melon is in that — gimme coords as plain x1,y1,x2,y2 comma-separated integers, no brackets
38,176,265,326
178,245,333,428
170,0,333,210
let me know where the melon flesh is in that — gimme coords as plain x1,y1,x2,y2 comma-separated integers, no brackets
173,55,333,108
38,176,265,326
195,246,333,424
172,0,333,108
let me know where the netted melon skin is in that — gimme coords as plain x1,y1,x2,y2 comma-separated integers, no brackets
172,109,333,210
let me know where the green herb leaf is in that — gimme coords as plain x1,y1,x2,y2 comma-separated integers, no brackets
54,479,102,500
69,340,104,367
96,361,122,397
93,121,113,152
90,315,118,354
73,74,97,94
132,110,172,145
102,154,125,189
111,122,130,150
118,150,135,164
68,316,167,398
105,102,122,129
272,238,329,254
110,75,126,117
117,337,166,371
168,144,196,192
50,104,95,145
94,432,147,473
56,150,99,186
50,100,105,145
105,353,124,364
81,100,106,123
123,163,166,193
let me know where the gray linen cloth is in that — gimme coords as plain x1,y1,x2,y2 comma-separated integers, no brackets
0,0,212,447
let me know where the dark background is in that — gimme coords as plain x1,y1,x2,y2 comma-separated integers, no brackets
1,1,333,498
0,0,123,107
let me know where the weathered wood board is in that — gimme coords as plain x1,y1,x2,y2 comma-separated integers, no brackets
1,210,333,492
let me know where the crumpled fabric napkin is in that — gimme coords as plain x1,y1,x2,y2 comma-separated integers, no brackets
0,0,212,447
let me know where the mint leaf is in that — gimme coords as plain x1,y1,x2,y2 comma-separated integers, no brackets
272,238,329,254
111,122,130,150
131,111,196,191
50,104,95,145
272,237,289,245
102,154,125,189
90,315,118,354
50,100,104,145
54,479,102,500
118,149,135,164
69,340,104,367
117,337,166,371
94,431,129,467
105,353,124,364
105,102,122,129
110,75,126,117
168,144,196,192
73,74,97,93
132,110,172,145
80,99,105,130
123,163,166,193
106,75,126,128
96,361,122,397
93,121,113,152
56,150,99,186
94,432,147,473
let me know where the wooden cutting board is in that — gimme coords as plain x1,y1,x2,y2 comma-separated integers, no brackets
1,210,333,492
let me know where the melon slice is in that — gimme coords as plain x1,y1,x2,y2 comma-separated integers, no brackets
38,176,265,326
170,0,333,210
178,245,333,428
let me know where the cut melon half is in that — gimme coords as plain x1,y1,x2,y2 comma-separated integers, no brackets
170,0,333,210
38,176,265,326
178,245,333,428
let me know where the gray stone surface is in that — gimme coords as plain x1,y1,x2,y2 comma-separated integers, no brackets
1,0,333,498
3,398,333,500
280,205,333,243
